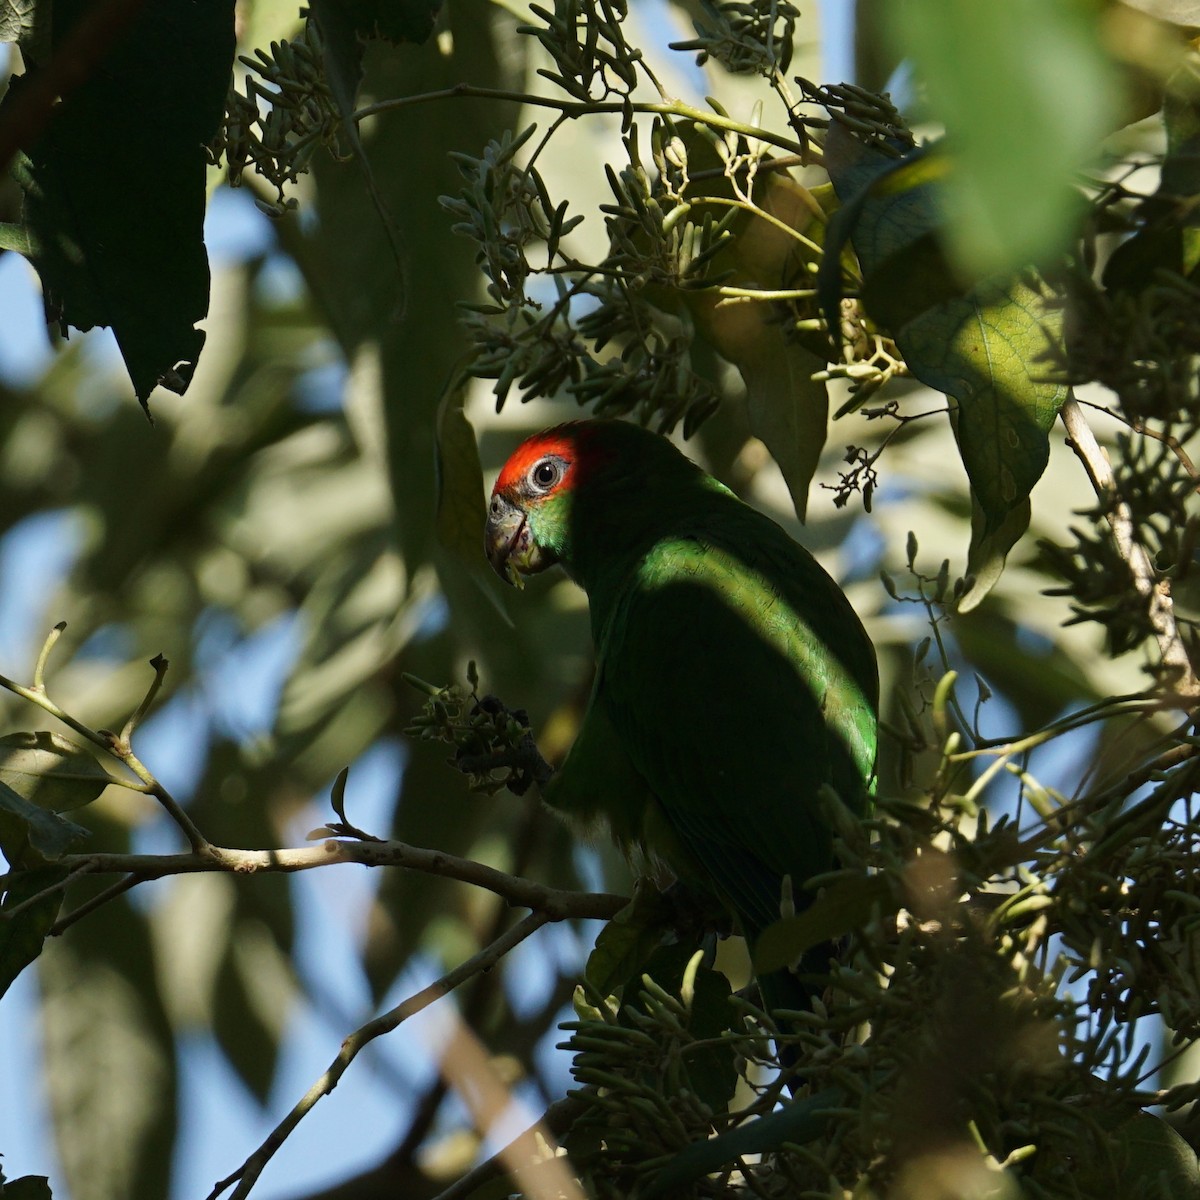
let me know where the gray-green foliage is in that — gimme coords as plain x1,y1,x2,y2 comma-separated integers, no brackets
0,1,1198,1199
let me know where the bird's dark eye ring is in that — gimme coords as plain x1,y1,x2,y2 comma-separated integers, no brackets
530,459,560,490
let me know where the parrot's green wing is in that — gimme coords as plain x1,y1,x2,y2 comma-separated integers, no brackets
593,529,877,943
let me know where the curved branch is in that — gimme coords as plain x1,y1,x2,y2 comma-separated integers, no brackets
48,837,627,926
208,911,554,1200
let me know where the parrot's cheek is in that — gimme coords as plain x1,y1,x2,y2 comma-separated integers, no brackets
486,506,553,586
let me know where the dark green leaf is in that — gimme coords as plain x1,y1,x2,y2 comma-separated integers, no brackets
755,874,892,975
675,955,737,1114
2,0,236,406
435,380,488,564
1106,59,1200,290
583,889,674,997
326,0,443,44
0,865,67,999
682,156,833,519
365,747,482,999
1073,1112,1200,1196
0,1175,55,1200
919,268,1067,611
644,1085,842,1198
304,0,408,301
210,919,291,1104
0,779,90,866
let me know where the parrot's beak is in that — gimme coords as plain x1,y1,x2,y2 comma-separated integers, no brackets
486,493,550,587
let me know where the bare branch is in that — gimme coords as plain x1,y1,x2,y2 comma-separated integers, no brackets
51,837,626,923
1060,394,1200,700
208,911,554,1200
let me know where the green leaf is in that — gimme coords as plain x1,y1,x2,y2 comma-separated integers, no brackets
2,0,236,406
0,0,50,59
644,1085,842,1199
1072,1112,1200,1196
888,0,1117,278
211,918,294,1104
324,0,444,44
1105,58,1200,290
583,889,674,997
0,779,90,866
306,0,409,305
906,272,1066,611
433,376,511,630
823,125,1067,606
742,342,828,524
1117,1113,1200,1195
0,866,68,999
672,952,737,1115
754,874,892,975
364,747,485,999
683,161,832,519
0,731,113,813
435,379,487,564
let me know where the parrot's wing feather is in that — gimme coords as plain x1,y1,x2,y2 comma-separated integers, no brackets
597,534,876,939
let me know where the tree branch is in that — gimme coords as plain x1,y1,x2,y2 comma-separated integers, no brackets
208,911,554,1200
0,636,212,852
1060,394,1200,700
353,85,812,164
47,837,626,925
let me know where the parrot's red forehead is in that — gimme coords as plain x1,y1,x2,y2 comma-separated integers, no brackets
494,423,608,495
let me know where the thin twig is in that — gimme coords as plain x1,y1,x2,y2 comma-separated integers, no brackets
1060,395,1200,699
208,911,553,1200
0,859,94,919
0,653,212,852
49,872,141,935
353,86,813,164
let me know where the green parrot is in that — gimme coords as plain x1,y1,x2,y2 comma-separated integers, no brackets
485,418,878,1016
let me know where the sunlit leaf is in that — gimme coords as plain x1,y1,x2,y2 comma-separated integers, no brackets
0,731,113,812
823,124,1067,607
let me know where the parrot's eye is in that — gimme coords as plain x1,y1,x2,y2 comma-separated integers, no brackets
528,458,563,492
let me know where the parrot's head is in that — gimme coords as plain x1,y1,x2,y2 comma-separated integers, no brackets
486,419,706,588
486,422,605,587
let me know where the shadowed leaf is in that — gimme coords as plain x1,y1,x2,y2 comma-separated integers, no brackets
1,0,235,406
0,865,67,998
0,778,90,866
